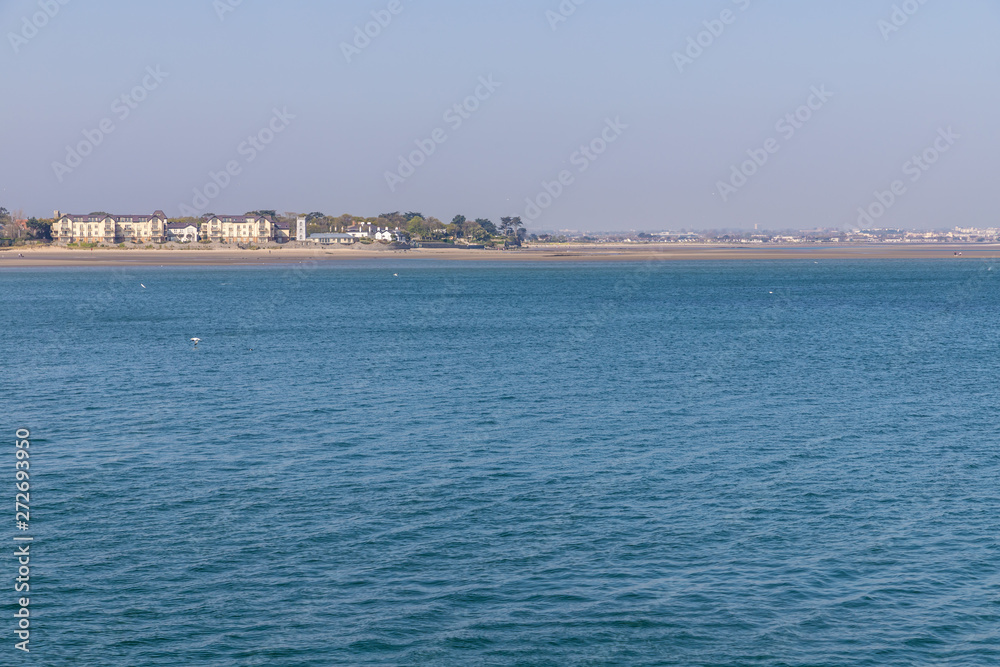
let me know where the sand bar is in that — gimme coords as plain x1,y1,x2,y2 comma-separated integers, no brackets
2,243,1000,267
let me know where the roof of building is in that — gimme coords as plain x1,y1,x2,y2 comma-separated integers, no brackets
166,222,198,230
208,215,277,224
57,215,112,222
58,212,166,222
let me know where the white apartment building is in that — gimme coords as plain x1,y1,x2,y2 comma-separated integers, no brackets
52,211,168,244
200,215,284,244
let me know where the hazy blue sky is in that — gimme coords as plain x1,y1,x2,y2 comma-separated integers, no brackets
2,0,997,231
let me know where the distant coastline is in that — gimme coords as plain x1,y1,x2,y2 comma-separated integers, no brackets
3,243,1000,268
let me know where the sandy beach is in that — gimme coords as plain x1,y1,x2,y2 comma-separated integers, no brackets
2,243,1000,267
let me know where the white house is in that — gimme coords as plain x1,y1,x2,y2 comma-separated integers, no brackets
346,225,369,239
308,233,355,246
166,222,199,243
375,228,404,242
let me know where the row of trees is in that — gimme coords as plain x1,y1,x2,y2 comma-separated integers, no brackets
1,207,52,241
300,210,528,245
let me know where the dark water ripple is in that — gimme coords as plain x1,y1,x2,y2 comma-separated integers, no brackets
2,260,1000,665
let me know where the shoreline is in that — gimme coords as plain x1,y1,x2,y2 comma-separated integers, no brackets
2,243,1000,267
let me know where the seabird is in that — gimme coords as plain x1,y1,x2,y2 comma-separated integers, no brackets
191,338,201,346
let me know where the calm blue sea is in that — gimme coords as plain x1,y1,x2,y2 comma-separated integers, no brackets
3,260,1000,666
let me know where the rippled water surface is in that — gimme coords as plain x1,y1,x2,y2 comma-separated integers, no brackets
3,260,1000,665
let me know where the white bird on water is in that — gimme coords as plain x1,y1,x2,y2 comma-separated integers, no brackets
191,338,201,347
140,284,146,288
